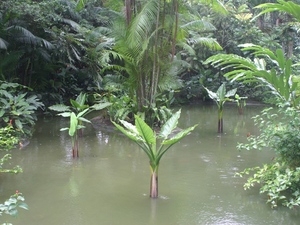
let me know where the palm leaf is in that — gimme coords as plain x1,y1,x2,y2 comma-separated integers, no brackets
189,37,222,50
254,0,300,22
127,0,158,56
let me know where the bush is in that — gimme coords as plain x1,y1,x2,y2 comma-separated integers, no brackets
237,106,300,208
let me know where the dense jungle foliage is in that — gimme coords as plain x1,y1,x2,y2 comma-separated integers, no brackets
1,0,300,212
1,0,290,111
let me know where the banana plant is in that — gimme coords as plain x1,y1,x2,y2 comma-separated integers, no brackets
203,83,237,133
49,93,111,157
112,109,197,198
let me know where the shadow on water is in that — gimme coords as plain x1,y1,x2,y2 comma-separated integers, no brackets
0,103,300,225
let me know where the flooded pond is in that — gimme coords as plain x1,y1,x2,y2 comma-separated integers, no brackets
1,103,300,224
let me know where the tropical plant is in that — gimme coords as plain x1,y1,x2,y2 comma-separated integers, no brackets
49,92,112,157
203,83,237,133
101,0,223,126
0,125,19,151
234,94,247,115
112,109,197,198
226,0,300,209
0,126,22,173
236,106,300,208
254,0,300,23
204,44,300,107
0,190,28,223
0,82,44,137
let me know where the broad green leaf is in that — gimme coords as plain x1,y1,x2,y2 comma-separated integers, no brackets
60,127,69,132
77,108,90,118
58,112,72,117
135,115,156,145
158,109,181,139
112,121,140,142
8,208,18,217
69,112,78,136
70,99,89,110
91,102,112,110
217,83,226,100
162,125,197,146
118,119,139,135
15,119,23,131
78,117,91,123
204,87,218,100
225,88,237,97
49,104,70,112
157,125,198,163
75,92,87,106
18,202,29,210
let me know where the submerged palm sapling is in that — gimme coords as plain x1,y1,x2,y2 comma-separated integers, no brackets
112,109,197,198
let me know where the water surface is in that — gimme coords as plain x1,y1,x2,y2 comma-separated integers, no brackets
1,103,299,225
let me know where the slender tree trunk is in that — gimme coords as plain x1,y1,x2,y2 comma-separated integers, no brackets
238,106,244,115
149,0,161,107
150,169,158,198
72,133,79,158
218,110,223,133
125,0,133,25
171,0,178,61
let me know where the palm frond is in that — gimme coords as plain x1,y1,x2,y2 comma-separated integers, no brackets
61,18,81,31
0,38,8,50
199,0,229,15
127,0,159,54
189,37,222,50
176,42,195,55
254,0,300,22
181,19,216,32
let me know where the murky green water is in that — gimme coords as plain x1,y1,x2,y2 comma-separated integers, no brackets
1,103,300,225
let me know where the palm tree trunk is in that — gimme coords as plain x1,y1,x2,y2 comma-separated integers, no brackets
125,0,133,25
150,169,158,198
171,0,178,61
149,0,161,107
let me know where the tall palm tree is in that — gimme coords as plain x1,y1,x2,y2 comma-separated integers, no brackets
102,0,223,125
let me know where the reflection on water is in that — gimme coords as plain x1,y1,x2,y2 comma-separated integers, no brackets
0,103,300,225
